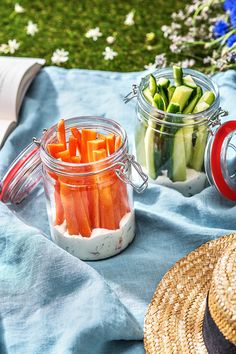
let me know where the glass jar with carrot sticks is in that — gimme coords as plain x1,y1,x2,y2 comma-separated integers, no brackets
0,116,148,260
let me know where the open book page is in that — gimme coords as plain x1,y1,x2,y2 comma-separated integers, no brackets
0,56,45,147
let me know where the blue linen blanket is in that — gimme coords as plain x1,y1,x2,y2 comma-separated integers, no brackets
0,67,236,354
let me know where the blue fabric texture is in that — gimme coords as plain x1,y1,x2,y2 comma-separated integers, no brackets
0,67,236,354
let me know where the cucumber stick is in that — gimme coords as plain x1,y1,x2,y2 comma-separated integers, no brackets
144,121,160,180
172,128,186,181
143,88,158,107
183,75,197,89
135,120,147,168
149,74,157,96
190,125,208,171
198,91,215,106
173,65,183,87
154,93,166,110
169,85,193,112
168,86,176,102
183,86,202,114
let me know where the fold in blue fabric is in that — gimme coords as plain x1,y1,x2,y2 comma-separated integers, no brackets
0,67,236,354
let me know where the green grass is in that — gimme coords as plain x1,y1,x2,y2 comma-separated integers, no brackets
0,0,185,71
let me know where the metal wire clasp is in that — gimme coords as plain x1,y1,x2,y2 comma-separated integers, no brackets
115,154,148,193
207,107,228,135
32,128,48,146
123,84,138,103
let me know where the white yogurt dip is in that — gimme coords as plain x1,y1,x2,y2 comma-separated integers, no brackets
153,168,207,197
51,211,135,260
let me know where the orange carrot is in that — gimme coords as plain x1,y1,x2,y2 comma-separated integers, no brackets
81,129,97,163
47,143,65,158
54,181,64,225
57,119,66,149
71,127,82,153
60,182,80,235
106,133,115,156
69,136,77,157
71,156,81,163
73,189,92,237
87,139,106,162
93,149,107,162
115,135,122,151
56,150,71,162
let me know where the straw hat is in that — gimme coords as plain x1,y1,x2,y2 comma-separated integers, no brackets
144,233,236,353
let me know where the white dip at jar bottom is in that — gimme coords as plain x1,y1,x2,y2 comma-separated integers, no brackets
153,168,207,197
51,211,135,261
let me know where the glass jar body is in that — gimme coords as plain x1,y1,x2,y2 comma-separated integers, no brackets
1,117,135,261
41,117,135,260
135,68,220,196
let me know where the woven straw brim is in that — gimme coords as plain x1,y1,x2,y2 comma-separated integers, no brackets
144,233,236,354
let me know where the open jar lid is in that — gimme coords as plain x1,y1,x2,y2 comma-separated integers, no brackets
0,142,42,204
205,120,236,201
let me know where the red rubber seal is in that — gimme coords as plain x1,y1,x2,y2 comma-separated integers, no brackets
0,145,39,202
211,120,236,201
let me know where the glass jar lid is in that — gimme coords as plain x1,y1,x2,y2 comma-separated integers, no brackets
205,120,236,201
0,142,42,204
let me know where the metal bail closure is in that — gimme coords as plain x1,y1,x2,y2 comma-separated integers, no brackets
210,120,236,201
123,84,138,103
0,140,42,204
207,107,228,135
115,154,148,193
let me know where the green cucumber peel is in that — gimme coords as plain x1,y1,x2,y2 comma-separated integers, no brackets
143,87,158,107
198,91,215,106
173,65,183,87
183,86,202,114
157,85,168,109
149,74,157,96
167,86,176,102
154,93,166,111
169,85,193,112
167,103,180,114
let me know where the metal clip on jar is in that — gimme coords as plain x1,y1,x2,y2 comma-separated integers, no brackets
125,68,227,197
0,117,148,260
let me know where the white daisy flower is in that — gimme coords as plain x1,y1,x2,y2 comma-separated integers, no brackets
106,36,115,44
51,49,69,65
103,47,118,60
85,27,102,41
8,39,20,54
14,3,24,13
124,10,135,26
0,44,9,54
26,21,39,36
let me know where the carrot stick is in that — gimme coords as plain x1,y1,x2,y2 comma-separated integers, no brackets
106,133,115,156
71,156,81,163
87,139,106,162
56,150,71,162
69,136,77,157
71,127,81,153
81,129,97,162
60,182,80,235
57,119,66,149
54,181,64,225
115,135,122,151
93,149,107,161
73,189,92,237
47,143,65,158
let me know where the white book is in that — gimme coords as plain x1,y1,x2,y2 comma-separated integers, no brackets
0,56,46,148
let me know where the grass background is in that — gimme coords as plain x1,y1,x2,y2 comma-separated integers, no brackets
0,0,185,71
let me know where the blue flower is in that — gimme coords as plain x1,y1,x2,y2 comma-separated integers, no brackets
227,33,236,47
230,7,236,28
213,20,229,38
224,0,236,12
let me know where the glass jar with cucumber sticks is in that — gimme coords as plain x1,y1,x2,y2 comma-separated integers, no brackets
132,66,222,196
0,117,148,260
